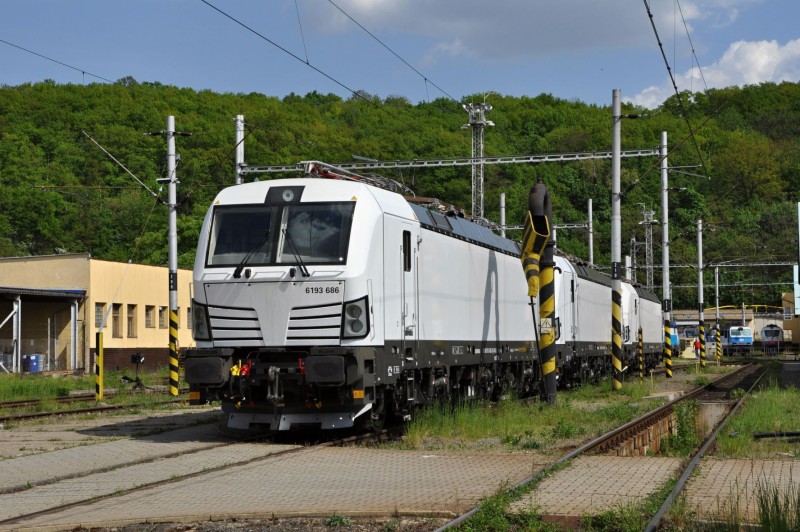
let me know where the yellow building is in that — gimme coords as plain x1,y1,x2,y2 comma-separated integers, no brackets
0,254,194,373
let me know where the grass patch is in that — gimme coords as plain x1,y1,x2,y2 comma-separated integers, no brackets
0,367,182,418
660,400,701,456
582,477,678,531
455,462,572,532
398,379,666,453
716,375,800,459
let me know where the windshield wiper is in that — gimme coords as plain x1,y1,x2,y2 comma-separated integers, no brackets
282,228,310,277
233,230,270,279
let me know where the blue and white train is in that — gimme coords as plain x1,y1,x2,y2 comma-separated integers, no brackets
184,164,663,431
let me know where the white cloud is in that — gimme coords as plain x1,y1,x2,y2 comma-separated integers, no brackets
418,39,469,68
629,37,800,108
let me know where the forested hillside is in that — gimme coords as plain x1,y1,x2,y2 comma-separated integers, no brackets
1,79,799,308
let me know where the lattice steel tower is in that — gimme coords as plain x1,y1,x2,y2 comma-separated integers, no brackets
462,102,494,219
639,206,658,291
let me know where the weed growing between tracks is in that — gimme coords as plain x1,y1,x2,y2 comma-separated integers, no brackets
659,400,701,456
454,461,572,532
582,477,679,532
716,364,800,459
395,379,667,453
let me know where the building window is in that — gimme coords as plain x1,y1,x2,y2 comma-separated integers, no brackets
785,306,793,321
159,306,167,329
112,304,122,338
95,303,105,328
186,307,192,329
145,306,155,328
127,304,137,338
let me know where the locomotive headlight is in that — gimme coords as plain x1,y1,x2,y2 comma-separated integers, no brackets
191,300,212,341
342,296,369,339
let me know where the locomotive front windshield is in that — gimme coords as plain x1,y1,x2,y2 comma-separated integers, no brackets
206,202,355,267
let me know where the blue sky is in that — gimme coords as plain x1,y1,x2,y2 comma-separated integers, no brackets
1,0,798,109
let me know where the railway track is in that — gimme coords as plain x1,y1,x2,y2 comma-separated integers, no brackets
0,364,766,530
0,418,397,529
437,362,767,530
0,389,191,423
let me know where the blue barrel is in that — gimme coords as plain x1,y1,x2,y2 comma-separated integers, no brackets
28,354,41,372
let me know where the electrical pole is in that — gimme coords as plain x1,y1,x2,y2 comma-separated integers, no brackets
588,198,594,266
235,115,245,185
698,218,706,368
611,89,623,391
661,131,672,378
462,100,494,220
149,116,191,397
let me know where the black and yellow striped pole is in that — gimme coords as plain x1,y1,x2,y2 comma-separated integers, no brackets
169,306,180,396
167,116,181,397
610,89,623,391
716,325,722,364
95,332,104,400
522,179,554,403
697,219,705,369
147,116,187,397
660,131,673,378
638,327,643,383
699,318,706,368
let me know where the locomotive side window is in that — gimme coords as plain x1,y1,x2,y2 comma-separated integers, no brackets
403,230,411,272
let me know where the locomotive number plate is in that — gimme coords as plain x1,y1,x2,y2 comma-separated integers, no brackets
304,283,342,295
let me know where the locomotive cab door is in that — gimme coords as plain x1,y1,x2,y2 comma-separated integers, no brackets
383,218,418,359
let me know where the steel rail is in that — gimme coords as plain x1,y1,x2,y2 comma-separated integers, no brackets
436,363,758,531
644,364,767,531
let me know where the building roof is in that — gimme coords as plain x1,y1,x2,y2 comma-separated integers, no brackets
0,286,86,301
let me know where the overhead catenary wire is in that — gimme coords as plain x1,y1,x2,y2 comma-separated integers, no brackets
642,0,707,172
0,38,115,84
199,0,427,135
675,0,709,92
326,0,458,102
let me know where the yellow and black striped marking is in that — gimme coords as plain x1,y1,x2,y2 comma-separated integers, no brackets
95,332,104,401
699,320,706,368
539,258,557,404
520,212,550,297
169,308,180,396
664,319,673,378
716,327,722,362
611,287,622,391
638,327,643,382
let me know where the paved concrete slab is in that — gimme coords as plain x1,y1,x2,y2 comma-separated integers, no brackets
682,458,800,521
7,449,552,531
0,442,299,521
511,456,682,518
0,420,230,492
0,407,223,457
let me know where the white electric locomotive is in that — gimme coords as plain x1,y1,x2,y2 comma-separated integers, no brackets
184,166,662,431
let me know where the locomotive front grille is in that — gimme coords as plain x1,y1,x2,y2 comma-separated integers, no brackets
286,303,342,346
208,305,264,347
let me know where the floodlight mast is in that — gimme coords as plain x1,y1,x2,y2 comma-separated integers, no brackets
462,101,494,220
